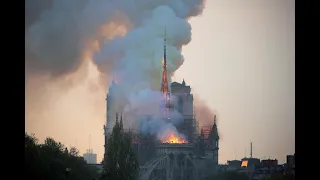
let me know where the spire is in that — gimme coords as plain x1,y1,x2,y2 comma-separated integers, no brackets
160,26,172,119
116,113,118,123
212,115,219,140
164,26,167,71
120,113,123,129
182,79,185,85
250,142,253,158
112,77,116,85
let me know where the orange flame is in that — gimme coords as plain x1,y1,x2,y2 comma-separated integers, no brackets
162,132,187,144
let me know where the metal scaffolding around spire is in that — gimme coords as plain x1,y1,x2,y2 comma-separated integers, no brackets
160,27,172,119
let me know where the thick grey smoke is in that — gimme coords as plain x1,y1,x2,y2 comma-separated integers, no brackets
92,1,205,140
138,115,187,142
193,95,222,139
25,0,205,78
120,89,185,140
25,0,53,29
94,5,191,92
26,0,206,141
194,96,216,127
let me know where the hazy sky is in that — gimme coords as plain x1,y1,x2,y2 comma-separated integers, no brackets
25,0,295,164
175,0,295,163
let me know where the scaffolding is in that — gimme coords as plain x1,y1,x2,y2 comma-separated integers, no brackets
195,125,213,151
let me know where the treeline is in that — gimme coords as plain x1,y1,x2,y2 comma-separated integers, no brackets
205,170,295,180
205,171,249,180
25,133,98,180
263,173,295,180
25,114,139,180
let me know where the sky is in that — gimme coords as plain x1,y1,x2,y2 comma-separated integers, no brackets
25,0,295,164
175,0,295,163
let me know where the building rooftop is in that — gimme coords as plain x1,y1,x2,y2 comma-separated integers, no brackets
171,80,190,88
171,82,183,86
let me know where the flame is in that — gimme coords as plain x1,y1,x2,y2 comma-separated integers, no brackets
241,160,248,167
162,132,187,144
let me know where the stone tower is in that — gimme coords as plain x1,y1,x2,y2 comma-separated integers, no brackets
104,78,116,157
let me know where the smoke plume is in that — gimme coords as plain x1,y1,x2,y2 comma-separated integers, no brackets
194,95,223,139
194,95,217,127
25,0,206,143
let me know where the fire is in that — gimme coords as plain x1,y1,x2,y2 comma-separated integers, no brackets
162,132,187,144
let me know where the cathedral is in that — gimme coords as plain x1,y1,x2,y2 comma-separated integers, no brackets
103,33,220,177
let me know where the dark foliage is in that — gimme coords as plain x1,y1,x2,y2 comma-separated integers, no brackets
263,173,295,180
205,171,249,180
101,115,139,180
25,133,98,180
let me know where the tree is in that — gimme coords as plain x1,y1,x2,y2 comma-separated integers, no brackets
25,133,99,180
101,114,139,180
263,173,295,180
69,146,80,157
205,171,249,180
25,133,44,179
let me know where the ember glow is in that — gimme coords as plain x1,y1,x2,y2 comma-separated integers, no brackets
162,132,187,144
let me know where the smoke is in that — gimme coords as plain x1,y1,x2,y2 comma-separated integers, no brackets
193,95,223,139
25,0,205,79
109,87,184,140
25,0,53,29
92,1,205,140
94,5,196,91
137,115,186,142
194,95,217,127
25,0,206,143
